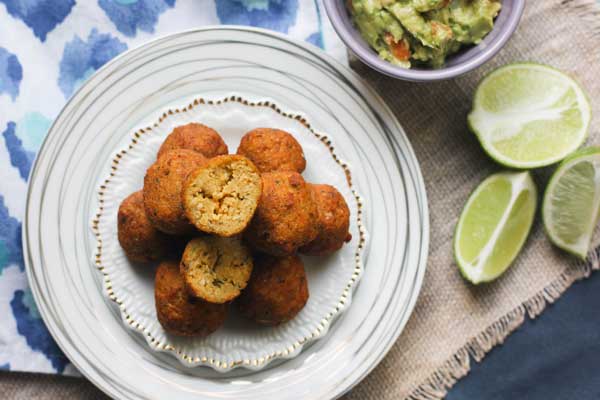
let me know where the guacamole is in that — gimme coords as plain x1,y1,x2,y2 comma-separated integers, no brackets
350,0,501,68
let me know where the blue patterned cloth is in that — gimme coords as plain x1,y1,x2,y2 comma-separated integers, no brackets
0,0,344,375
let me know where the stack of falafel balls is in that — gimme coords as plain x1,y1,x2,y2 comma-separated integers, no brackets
117,123,352,337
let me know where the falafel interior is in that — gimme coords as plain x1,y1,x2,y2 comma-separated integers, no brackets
180,236,253,304
183,155,261,237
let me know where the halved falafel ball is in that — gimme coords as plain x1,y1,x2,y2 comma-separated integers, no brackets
244,172,319,256
155,260,227,337
180,237,253,304
157,123,228,159
236,128,306,173
143,149,207,235
182,155,262,237
300,184,352,256
238,254,309,326
117,191,171,263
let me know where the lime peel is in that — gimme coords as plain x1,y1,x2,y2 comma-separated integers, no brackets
455,171,537,284
468,63,591,169
543,147,600,259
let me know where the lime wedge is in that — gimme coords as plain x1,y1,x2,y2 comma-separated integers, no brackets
543,147,600,259
468,63,591,169
454,171,537,284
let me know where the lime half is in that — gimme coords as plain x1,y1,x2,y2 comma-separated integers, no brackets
454,171,537,284
468,63,591,169
543,147,600,259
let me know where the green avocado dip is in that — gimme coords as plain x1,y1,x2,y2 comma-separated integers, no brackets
350,0,502,68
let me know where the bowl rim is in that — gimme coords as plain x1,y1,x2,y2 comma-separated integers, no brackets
324,0,526,82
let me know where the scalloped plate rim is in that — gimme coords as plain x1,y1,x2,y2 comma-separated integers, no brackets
90,94,368,372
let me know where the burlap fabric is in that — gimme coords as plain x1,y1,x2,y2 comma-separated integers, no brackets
2,1,599,399
345,1,600,398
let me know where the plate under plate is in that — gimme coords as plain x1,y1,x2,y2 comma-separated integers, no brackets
24,27,428,400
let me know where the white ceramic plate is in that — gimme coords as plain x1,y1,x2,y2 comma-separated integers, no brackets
24,27,428,400
93,95,366,371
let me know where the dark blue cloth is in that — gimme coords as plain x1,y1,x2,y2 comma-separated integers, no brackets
447,272,600,400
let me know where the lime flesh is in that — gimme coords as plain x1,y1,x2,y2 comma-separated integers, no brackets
455,171,537,284
543,147,600,259
468,63,591,169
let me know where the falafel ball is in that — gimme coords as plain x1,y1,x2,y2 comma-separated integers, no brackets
300,184,352,256
155,260,228,337
236,128,306,173
180,236,253,304
182,155,262,237
143,149,207,234
157,123,228,159
117,191,171,263
238,254,309,326
244,171,319,256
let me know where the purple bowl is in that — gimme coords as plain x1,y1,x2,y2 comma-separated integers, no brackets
324,0,525,82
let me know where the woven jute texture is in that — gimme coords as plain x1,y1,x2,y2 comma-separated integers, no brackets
344,1,600,399
2,1,599,399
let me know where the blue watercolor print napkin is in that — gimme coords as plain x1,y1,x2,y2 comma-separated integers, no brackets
0,0,344,375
